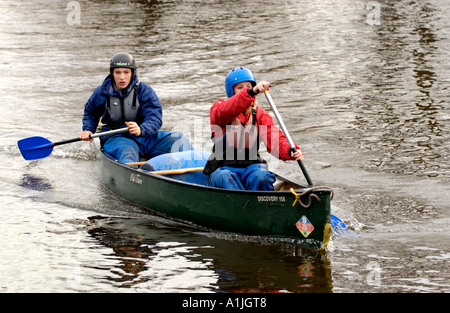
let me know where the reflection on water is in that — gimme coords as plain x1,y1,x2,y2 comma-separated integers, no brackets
84,216,333,293
76,215,450,293
20,174,52,191
86,216,157,287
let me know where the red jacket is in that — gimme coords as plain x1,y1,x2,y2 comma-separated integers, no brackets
210,89,300,161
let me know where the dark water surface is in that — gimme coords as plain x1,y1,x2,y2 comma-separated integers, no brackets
1,0,449,293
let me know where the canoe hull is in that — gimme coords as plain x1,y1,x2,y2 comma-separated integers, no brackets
94,146,332,249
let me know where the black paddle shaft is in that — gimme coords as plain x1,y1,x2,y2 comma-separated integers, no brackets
54,128,129,147
53,137,82,146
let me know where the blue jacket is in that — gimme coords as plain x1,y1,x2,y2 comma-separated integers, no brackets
82,73,163,139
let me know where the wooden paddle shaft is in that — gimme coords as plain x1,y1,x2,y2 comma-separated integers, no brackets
124,162,204,175
151,167,204,175
125,161,147,167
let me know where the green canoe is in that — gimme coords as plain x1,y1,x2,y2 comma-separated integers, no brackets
93,144,333,249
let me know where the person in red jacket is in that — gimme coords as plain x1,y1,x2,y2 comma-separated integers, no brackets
203,67,303,191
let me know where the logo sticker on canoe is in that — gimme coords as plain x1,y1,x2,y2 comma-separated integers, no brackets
257,195,285,203
130,173,142,184
296,215,314,238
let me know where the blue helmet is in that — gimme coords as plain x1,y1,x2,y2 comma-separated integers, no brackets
225,67,256,98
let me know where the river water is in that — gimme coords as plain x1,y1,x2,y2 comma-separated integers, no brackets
0,0,449,293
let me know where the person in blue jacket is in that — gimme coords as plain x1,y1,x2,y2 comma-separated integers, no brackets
80,52,193,164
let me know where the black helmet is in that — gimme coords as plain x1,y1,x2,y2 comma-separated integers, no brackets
110,52,136,75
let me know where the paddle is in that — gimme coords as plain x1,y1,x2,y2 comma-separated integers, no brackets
18,128,129,161
263,90,313,186
331,214,348,232
263,90,348,231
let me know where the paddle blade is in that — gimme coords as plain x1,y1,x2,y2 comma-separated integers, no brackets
331,214,348,232
17,136,54,160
